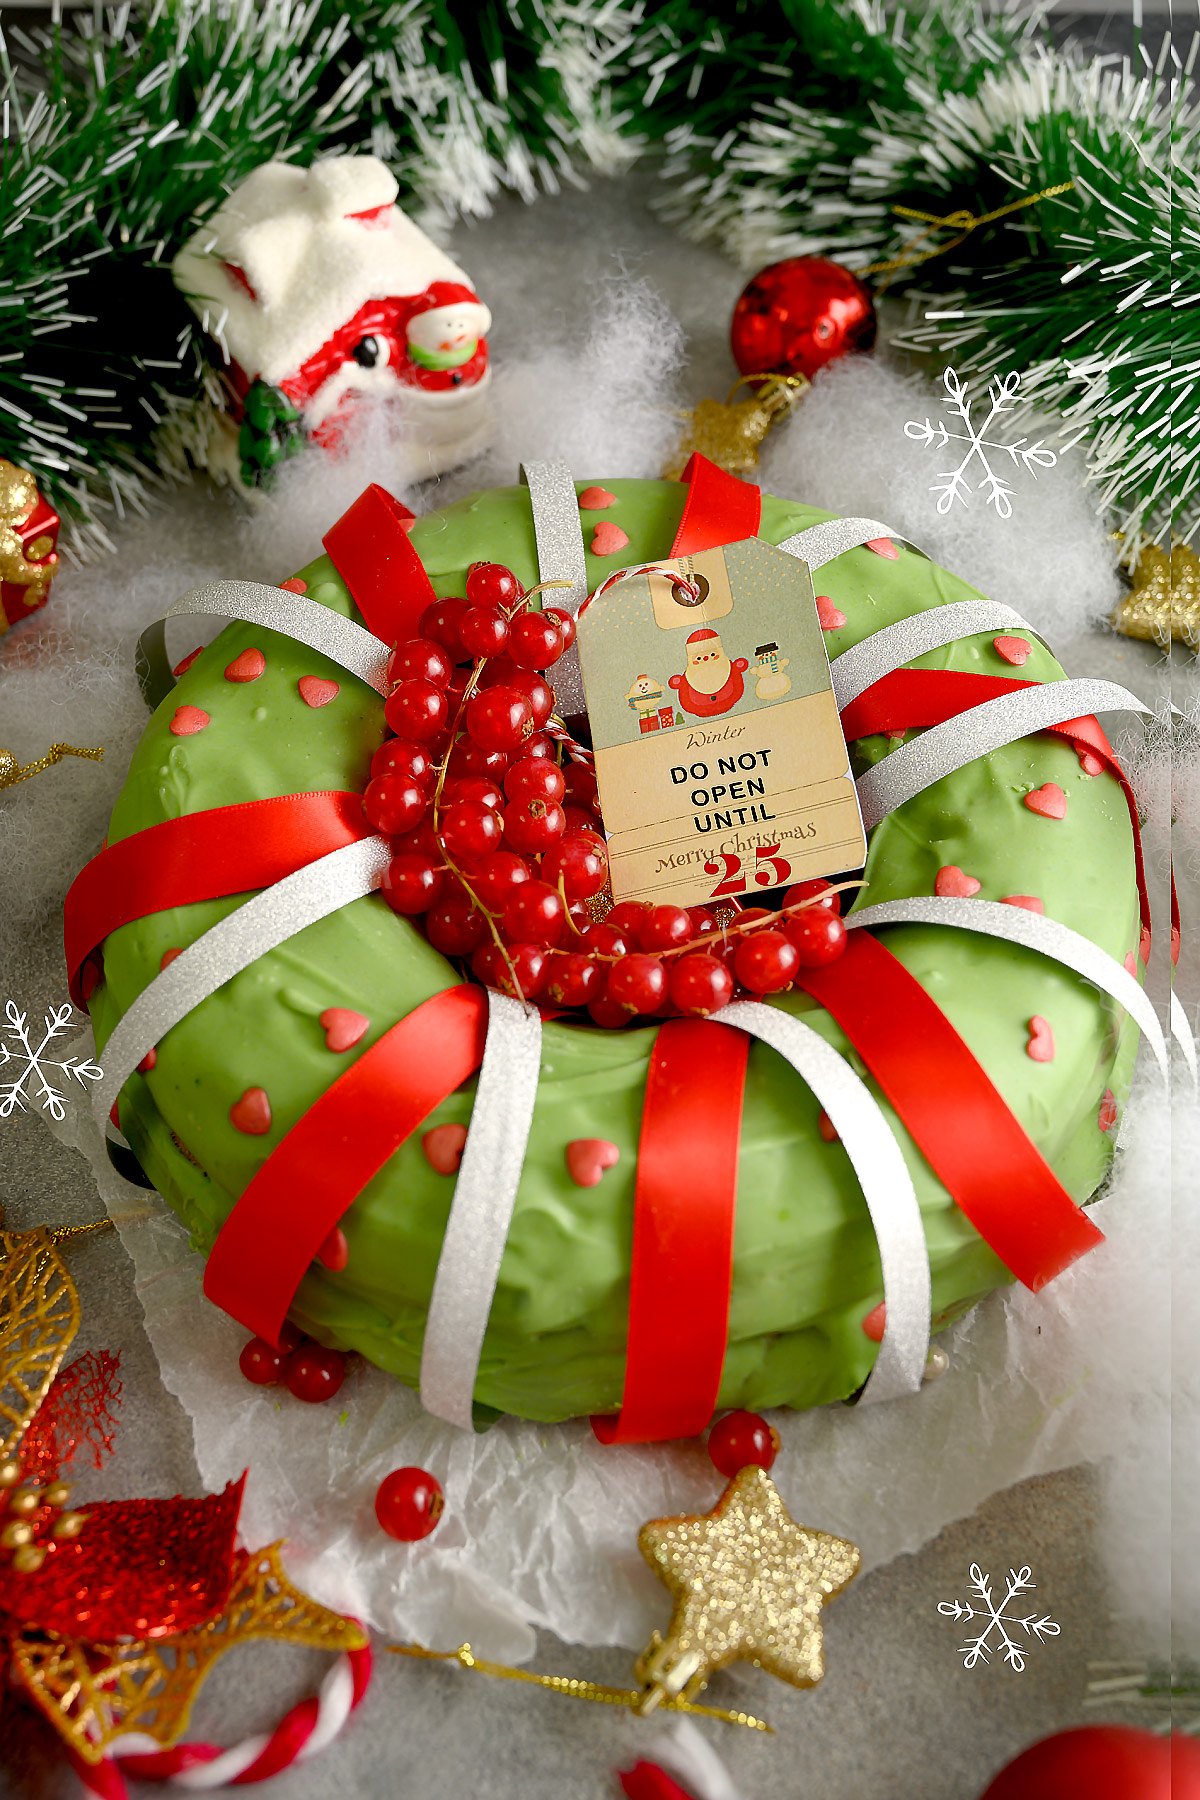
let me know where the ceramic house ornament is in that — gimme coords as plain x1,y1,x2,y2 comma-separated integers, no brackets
172,156,492,486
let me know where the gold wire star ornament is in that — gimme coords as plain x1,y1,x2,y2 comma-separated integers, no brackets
634,1465,861,1713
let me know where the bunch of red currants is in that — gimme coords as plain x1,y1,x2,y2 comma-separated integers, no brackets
363,560,848,1024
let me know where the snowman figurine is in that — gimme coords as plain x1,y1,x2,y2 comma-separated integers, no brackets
172,156,492,486
669,627,750,719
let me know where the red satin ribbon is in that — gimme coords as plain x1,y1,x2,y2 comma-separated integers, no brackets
64,792,373,1006
203,984,488,1344
322,483,432,647
797,931,1104,1290
593,1018,749,1444
840,668,1151,945
669,453,761,558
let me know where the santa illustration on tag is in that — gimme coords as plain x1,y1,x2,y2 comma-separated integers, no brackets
173,155,492,487
669,627,750,718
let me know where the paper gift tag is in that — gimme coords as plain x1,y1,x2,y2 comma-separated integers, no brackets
576,539,866,909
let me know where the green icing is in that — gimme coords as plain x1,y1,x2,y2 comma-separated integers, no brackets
89,479,1141,1421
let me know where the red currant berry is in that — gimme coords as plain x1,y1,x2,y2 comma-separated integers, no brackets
637,905,695,953
732,906,773,926
285,1344,346,1403
440,798,503,863
587,990,634,1029
734,930,800,994
426,893,490,957
669,952,735,1018
239,1336,288,1386
371,738,434,787
472,941,548,1000
785,878,841,915
707,1409,779,1479
688,906,718,936
607,954,668,1015
580,922,630,959
362,775,427,836
386,637,452,691
505,758,566,804
459,605,510,659
782,909,848,967
466,686,535,753
520,675,555,728
390,816,441,859
442,775,504,812
504,798,567,854
503,880,566,946
543,605,577,651
562,803,602,838
381,852,444,915
470,851,532,913
541,834,608,900
508,611,566,670
546,952,603,1008
375,1466,445,1541
385,678,448,742
608,901,650,939
420,598,468,653
516,732,556,765
447,738,509,781
465,562,523,609
563,763,600,811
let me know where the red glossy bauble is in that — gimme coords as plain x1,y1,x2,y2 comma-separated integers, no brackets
730,257,877,383
375,1466,446,1541
707,1410,780,1479
977,1726,1188,1800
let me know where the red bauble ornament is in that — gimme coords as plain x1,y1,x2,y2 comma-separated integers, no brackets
375,1466,445,1541
707,1409,780,1478
730,257,876,383
977,1726,1185,1800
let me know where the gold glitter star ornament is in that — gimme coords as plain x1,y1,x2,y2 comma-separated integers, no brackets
635,1465,860,1713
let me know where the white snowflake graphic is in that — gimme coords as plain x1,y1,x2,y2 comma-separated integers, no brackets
938,1563,1061,1671
0,999,102,1123
905,368,1058,518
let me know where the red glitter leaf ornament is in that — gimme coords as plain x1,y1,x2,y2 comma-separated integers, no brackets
17,1349,122,1485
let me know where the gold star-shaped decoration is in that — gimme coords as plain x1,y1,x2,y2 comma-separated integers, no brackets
635,1465,860,1713
1112,539,1199,648
663,375,807,480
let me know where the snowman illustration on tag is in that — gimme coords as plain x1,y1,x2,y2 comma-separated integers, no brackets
669,627,750,718
751,641,791,700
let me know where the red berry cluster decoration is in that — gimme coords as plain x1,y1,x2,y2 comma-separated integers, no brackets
365,560,850,1024
238,1322,346,1403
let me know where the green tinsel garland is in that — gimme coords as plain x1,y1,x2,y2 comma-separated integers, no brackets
1,0,1192,557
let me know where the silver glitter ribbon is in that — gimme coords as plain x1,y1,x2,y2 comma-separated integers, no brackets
137,582,391,710
420,990,543,1428
92,836,391,1131
520,459,589,714
847,899,1168,1080
712,1001,931,1405
776,517,925,571
830,600,1043,709
856,678,1152,832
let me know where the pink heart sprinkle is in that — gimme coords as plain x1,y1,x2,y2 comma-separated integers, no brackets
578,486,617,510
818,1110,840,1144
993,635,1030,666
173,646,204,678
230,1086,272,1134
320,1008,369,1053
861,1302,886,1342
866,537,898,559
317,1227,349,1271
1026,1016,1055,1062
298,676,339,708
225,647,266,683
137,1047,157,1074
423,1123,467,1174
279,577,308,594
1140,925,1152,965
935,865,981,898
1124,951,1138,978
565,1138,620,1188
1001,895,1045,914
590,522,630,557
169,705,210,736
160,947,183,970
1098,1090,1118,1133
1078,750,1105,777
816,595,847,631
1023,783,1067,820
